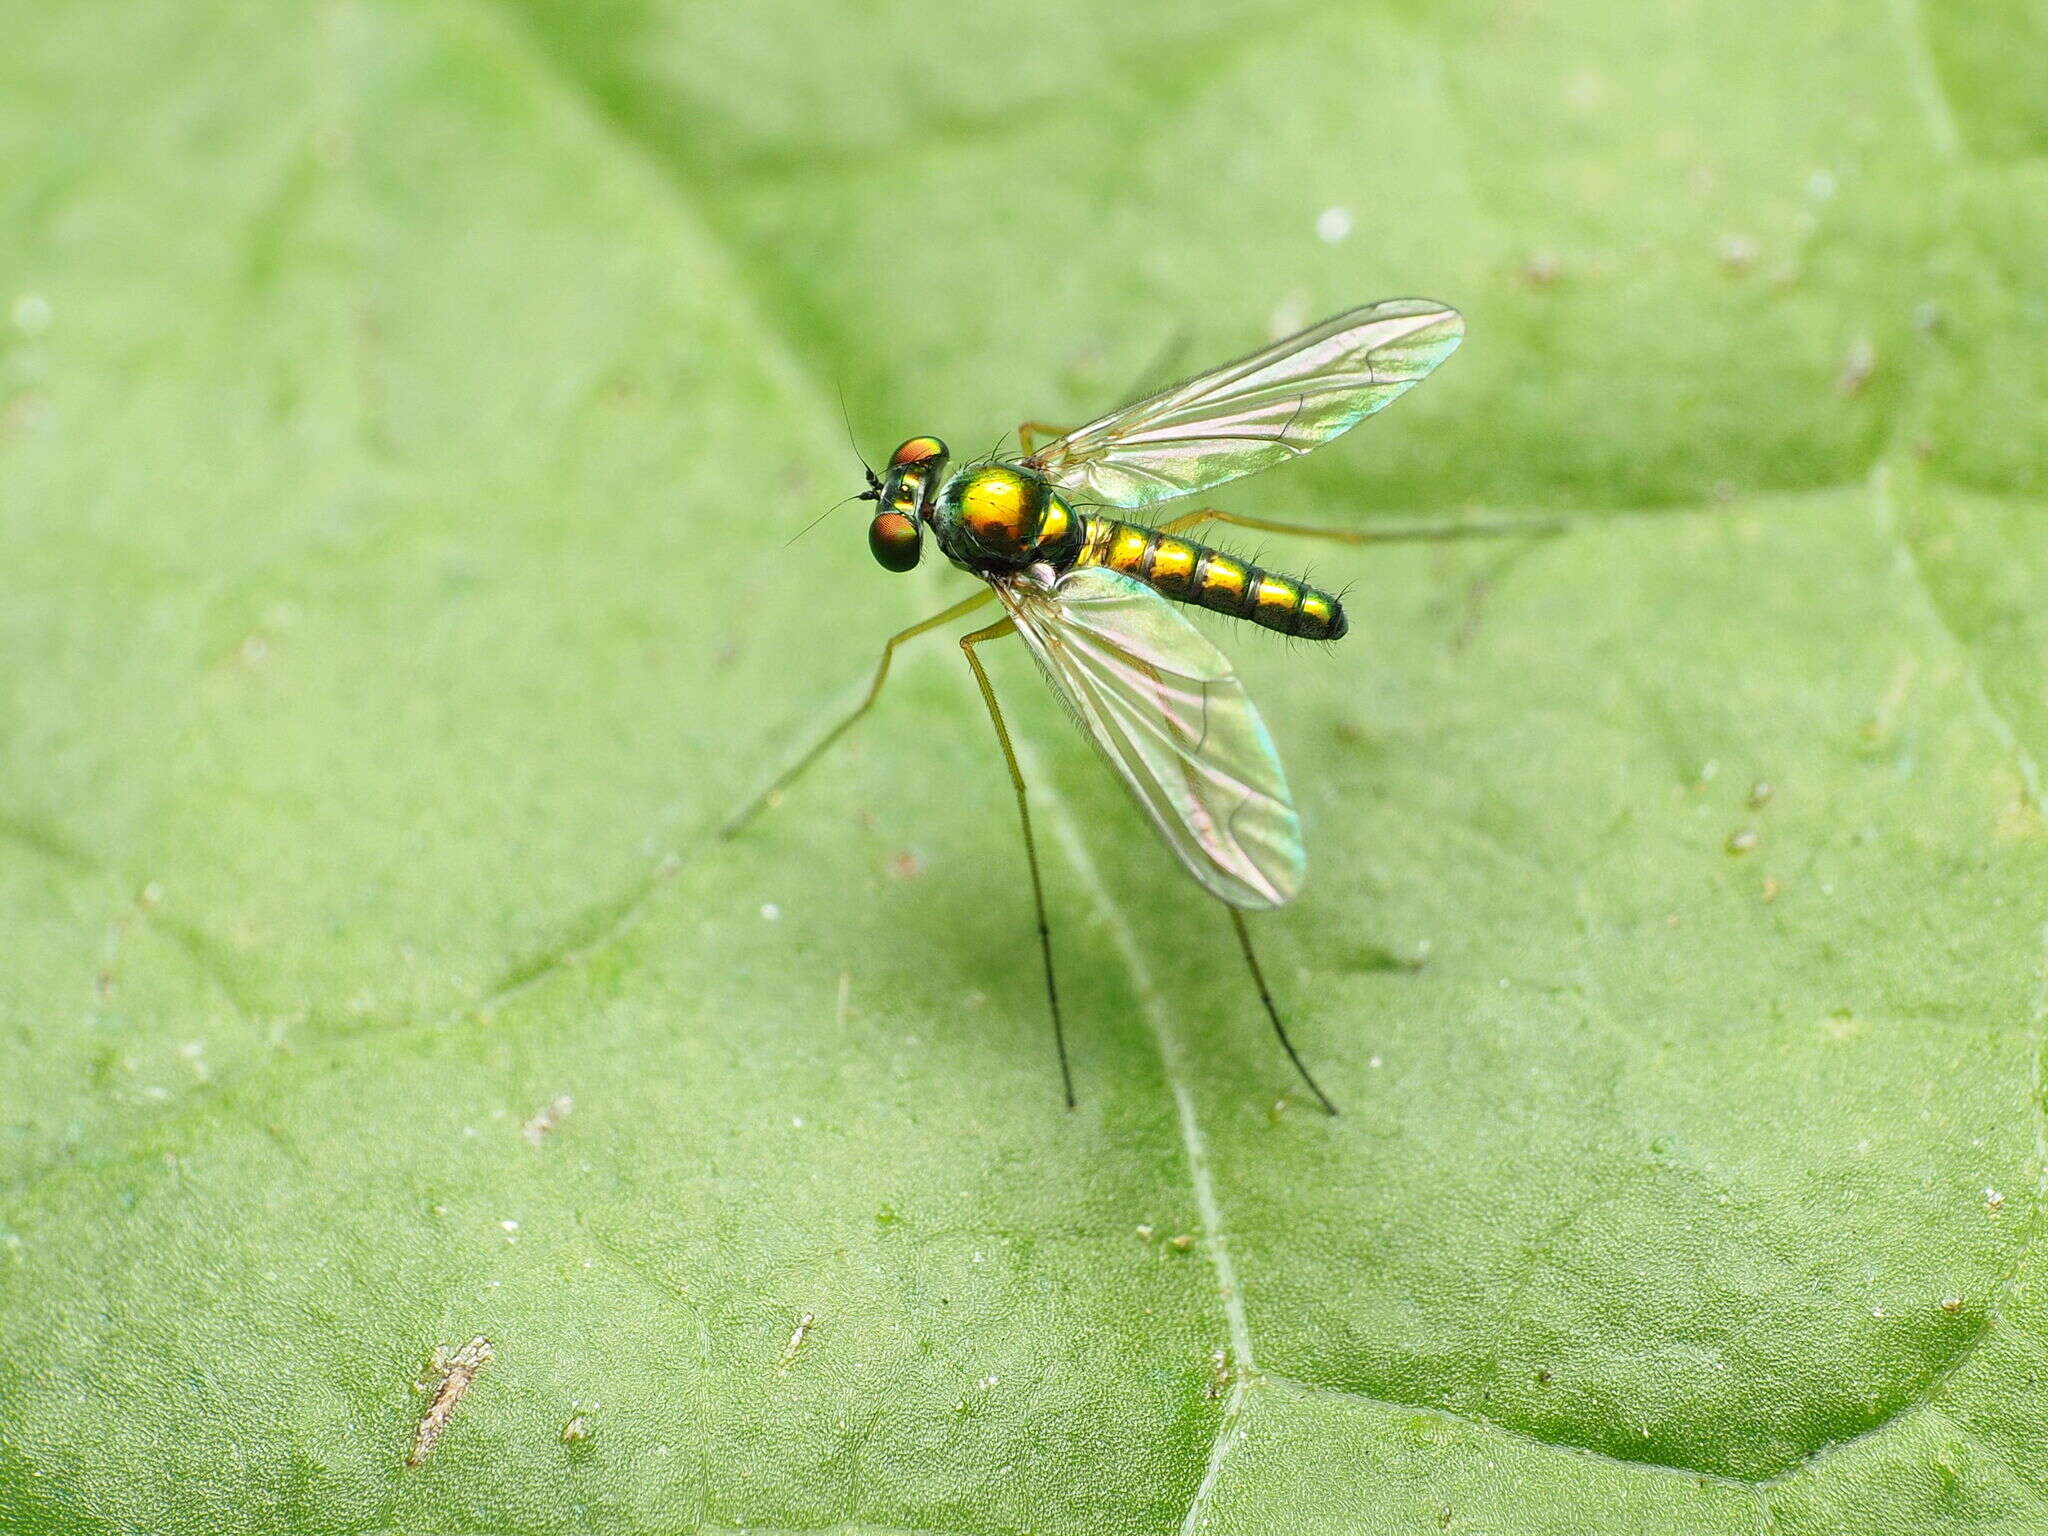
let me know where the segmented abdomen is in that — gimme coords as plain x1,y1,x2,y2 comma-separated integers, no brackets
1073,517,1348,641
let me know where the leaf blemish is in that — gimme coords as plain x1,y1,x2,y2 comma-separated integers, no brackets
778,1311,815,1371
407,1335,492,1467
1205,1347,1232,1400
1520,249,1562,288
1834,337,1877,397
1717,233,1760,274
522,1094,573,1146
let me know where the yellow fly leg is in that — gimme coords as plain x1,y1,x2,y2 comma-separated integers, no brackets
1017,421,1074,459
1152,507,1565,545
1227,907,1337,1115
958,616,1074,1109
720,588,997,839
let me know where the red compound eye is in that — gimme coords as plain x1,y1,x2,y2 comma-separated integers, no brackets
890,435,947,467
868,511,923,572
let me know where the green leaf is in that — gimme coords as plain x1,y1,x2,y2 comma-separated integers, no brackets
4,1,2046,1532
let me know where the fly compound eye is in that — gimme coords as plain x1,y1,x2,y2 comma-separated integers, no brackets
890,435,947,468
868,510,923,572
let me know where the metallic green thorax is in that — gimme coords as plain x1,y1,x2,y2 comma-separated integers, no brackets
930,463,1084,573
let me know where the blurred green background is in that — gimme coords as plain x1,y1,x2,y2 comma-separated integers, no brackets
4,1,2048,1532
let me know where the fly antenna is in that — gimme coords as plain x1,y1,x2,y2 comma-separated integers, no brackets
837,381,877,484
786,490,866,548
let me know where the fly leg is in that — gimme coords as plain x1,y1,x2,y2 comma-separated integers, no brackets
720,588,996,839
1017,421,1073,459
959,616,1075,1109
1153,508,1566,545
1227,906,1339,1116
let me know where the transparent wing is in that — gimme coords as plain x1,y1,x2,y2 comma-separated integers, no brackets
1028,299,1463,510
999,566,1304,910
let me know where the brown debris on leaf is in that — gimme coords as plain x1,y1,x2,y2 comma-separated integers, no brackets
408,1335,493,1467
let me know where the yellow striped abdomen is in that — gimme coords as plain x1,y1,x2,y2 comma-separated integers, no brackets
1073,516,1348,640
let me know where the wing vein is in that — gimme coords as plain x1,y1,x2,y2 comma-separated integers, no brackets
1032,299,1464,509
998,568,1304,910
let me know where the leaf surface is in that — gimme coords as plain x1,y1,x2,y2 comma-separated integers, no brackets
4,1,2047,1531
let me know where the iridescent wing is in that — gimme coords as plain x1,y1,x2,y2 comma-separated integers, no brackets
998,566,1304,909
1027,299,1462,510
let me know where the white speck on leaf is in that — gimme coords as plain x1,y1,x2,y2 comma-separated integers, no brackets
1717,234,1759,273
1835,338,1877,397
1268,293,1308,338
1315,206,1353,243
10,293,51,335
779,1311,816,1370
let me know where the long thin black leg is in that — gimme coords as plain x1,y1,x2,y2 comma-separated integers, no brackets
959,617,1074,1109
1229,907,1338,1115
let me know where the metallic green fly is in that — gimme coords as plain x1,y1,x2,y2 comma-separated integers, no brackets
728,300,1545,1112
